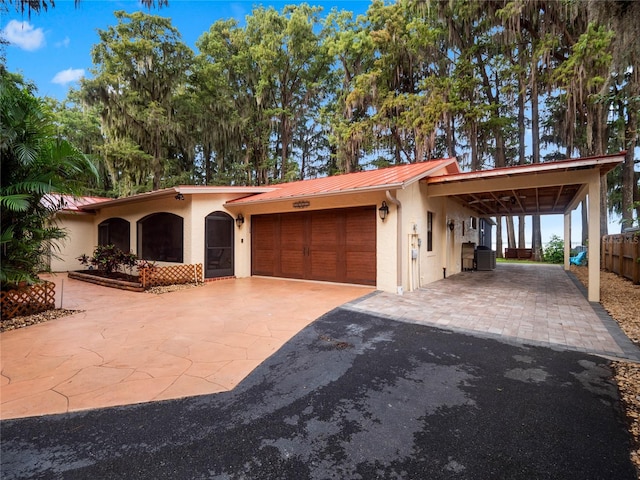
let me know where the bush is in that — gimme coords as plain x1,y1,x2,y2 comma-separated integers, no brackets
78,245,138,274
543,235,564,264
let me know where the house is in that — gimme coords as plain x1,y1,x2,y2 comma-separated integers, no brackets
48,153,625,302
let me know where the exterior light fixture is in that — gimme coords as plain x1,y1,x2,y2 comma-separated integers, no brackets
448,219,455,231
235,214,245,227
379,201,389,221
175,193,185,200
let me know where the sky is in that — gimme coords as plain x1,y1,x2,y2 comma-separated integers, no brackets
1,0,626,247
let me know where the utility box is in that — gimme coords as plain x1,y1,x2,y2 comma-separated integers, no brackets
476,246,496,271
462,242,476,271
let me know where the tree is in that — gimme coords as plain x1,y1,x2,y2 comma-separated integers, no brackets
7,0,167,17
323,8,375,173
82,11,193,191
46,90,110,195
0,68,97,288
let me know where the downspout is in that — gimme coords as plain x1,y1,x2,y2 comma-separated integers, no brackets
386,190,403,294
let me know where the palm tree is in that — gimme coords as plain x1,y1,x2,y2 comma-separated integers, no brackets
0,68,96,288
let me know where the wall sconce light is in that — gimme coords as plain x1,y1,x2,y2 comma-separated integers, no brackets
448,219,455,231
174,193,185,200
235,214,245,228
379,201,389,221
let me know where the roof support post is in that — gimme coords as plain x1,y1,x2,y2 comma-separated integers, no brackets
564,212,571,271
587,175,601,302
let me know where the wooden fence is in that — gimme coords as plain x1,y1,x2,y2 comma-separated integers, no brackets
601,233,640,284
139,263,204,288
0,281,56,320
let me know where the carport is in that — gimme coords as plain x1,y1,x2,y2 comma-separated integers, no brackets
425,152,625,302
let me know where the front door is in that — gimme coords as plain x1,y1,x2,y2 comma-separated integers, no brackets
205,212,234,278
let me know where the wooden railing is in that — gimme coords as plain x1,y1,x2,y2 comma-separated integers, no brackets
139,264,203,288
0,281,55,320
602,233,640,284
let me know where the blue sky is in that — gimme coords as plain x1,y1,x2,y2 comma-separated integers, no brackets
2,0,625,245
2,0,371,99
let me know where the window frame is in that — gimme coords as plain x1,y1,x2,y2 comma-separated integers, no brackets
137,212,184,263
427,211,434,252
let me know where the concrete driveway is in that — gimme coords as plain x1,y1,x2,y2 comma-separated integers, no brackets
0,275,372,419
1,307,636,479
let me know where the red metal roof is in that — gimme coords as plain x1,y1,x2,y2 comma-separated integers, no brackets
426,152,625,184
42,194,112,213
228,159,459,205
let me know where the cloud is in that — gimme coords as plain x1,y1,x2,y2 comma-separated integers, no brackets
55,37,70,48
2,20,45,51
52,68,85,85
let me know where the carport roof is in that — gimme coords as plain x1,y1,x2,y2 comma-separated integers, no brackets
425,153,625,216
227,158,459,205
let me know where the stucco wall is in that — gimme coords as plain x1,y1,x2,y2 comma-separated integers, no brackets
49,213,96,272
228,192,397,288
52,194,248,273
392,182,480,292
51,187,484,293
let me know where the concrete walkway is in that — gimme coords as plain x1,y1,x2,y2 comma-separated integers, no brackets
0,275,372,420
347,263,640,362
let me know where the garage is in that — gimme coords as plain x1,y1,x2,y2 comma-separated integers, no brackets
251,206,376,286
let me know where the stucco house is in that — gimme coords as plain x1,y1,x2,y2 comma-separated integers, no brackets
48,153,625,302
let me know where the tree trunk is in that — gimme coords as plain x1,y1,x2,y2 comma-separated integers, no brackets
530,63,542,259
600,175,609,238
581,200,588,246
532,215,542,261
506,217,516,248
517,67,527,249
496,216,503,259
622,102,638,230
518,216,526,248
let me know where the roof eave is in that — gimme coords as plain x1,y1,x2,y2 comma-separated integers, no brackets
226,158,460,207
426,153,625,185
224,183,407,207
78,186,275,211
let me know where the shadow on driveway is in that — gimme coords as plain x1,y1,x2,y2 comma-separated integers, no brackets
1,308,636,479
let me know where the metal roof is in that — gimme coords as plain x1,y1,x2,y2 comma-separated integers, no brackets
426,153,625,216
76,185,273,210
227,158,459,206
42,194,112,214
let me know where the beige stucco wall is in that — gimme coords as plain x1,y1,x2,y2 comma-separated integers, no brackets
392,181,480,293
225,192,397,287
49,213,97,272
51,186,483,294
52,193,249,273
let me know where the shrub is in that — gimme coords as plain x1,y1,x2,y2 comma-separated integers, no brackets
78,245,138,274
543,235,564,264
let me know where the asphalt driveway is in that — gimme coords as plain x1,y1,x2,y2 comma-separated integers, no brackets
1,308,635,479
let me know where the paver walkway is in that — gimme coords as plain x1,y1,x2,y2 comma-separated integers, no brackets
0,275,372,420
347,263,640,361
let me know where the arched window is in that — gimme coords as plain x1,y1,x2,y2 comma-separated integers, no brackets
98,218,130,252
137,212,183,262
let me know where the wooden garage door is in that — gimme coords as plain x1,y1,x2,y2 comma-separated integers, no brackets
251,207,376,286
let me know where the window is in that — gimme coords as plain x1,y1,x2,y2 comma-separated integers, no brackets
98,218,130,252
427,211,433,252
137,212,183,262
